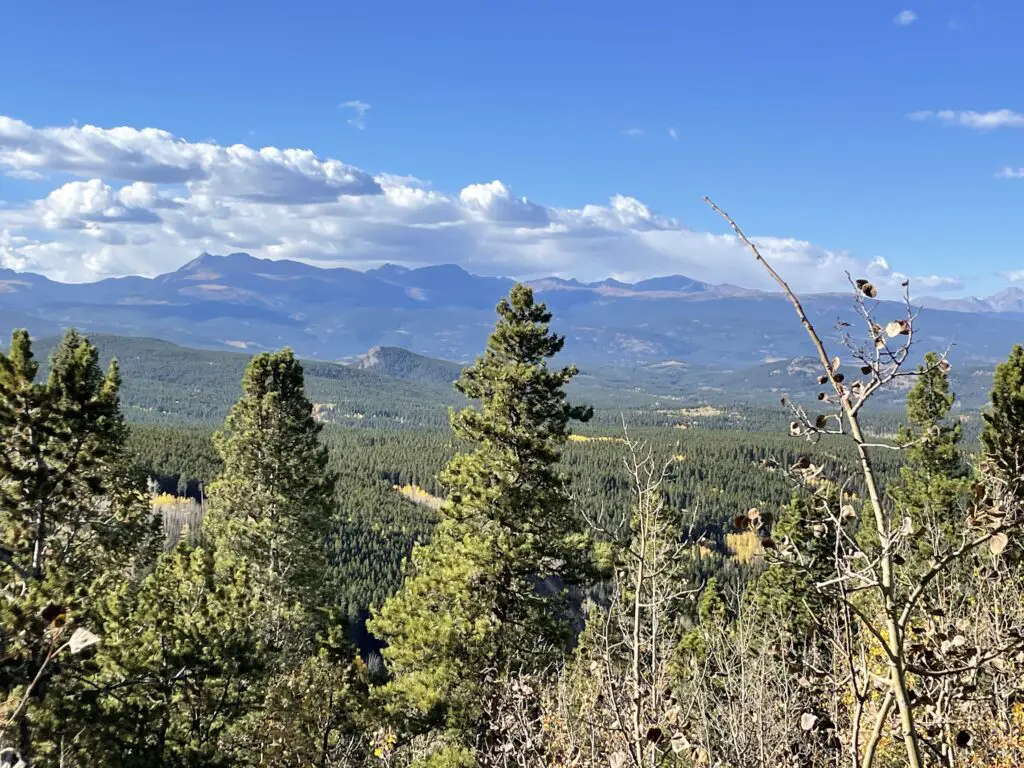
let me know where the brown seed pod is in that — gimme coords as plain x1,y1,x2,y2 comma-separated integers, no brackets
856,280,878,298
760,536,777,550
814,414,828,429
885,319,910,337
733,513,751,530
860,364,872,375
817,375,828,385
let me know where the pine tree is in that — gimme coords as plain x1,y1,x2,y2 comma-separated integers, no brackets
199,347,354,759
369,284,592,763
892,352,969,555
72,347,351,764
982,344,1024,498
73,543,271,767
202,348,337,617
0,329,160,763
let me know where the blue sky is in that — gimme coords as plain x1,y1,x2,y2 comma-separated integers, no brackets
1,0,1022,296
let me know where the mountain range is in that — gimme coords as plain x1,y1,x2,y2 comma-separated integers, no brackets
2,252,1022,367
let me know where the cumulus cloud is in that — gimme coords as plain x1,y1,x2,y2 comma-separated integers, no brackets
0,116,381,200
459,181,551,226
0,114,959,296
36,179,162,229
1003,270,1024,283
909,109,1024,129
0,228,34,271
893,9,917,25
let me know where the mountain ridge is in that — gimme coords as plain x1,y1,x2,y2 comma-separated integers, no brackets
2,252,1022,367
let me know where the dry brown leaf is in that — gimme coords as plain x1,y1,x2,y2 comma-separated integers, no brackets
990,532,1009,556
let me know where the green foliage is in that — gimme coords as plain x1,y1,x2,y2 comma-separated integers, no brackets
29,333,460,428
202,348,338,614
0,329,160,762
124,419,905,631
696,575,729,625
370,285,593,758
68,543,270,766
893,352,970,555
750,488,843,639
982,344,1024,495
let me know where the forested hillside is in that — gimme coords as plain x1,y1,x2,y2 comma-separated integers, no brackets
2,273,1023,767
23,332,996,434
28,335,461,427
127,423,904,623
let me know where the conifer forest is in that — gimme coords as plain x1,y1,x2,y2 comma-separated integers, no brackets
2,236,1024,768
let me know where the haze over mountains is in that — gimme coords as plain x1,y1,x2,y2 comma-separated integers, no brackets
1,252,1022,367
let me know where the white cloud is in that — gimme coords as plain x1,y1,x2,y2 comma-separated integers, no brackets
668,127,678,140
621,128,645,138
458,181,550,226
0,116,380,200
5,169,45,181
894,9,917,26
996,167,1024,179
909,109,1024,129
0,228,34,271
0,114,959,296
914,275,965,292
1002,270,1024,283
36,179,162,229
341,100,371,130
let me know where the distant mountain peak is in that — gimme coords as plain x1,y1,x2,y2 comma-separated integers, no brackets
410,263,472,277
919,286,1024,314
633,274,710,293
366,263,411,280
593,278,632,289
174,251,261,275
4,251,1024,371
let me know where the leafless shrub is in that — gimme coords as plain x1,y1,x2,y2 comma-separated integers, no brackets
704,197,1024,768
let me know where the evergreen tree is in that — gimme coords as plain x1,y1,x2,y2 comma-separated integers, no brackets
73,347,350,764
73,542,270,767
0,329,160,763
892,352,969,556
982,344,1024,498
369,285,592,764
202,348,337,616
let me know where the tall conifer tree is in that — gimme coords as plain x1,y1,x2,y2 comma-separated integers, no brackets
370,285,592,765
0,329,159,762
202,348,337,614
893,352,969,555
982,344,1024,500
